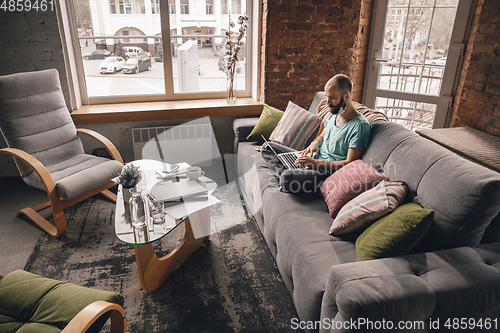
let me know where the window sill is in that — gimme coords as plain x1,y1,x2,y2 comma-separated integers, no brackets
71,98,263,125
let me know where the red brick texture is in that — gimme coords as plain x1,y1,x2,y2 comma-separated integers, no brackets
449,0,500,137
260,0,373,110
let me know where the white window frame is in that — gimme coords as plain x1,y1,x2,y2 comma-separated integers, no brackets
231,0,241,14
58,0,261,106
206,0,213,15
221,0,227,14
180,0,189,14
151,0,160,14
363,0,473,129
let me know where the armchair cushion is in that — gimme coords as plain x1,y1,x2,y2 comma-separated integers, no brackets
23,154,123,201
0,69,85,179
0,270,124,333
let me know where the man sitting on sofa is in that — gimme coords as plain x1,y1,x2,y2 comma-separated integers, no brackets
261,74,372,193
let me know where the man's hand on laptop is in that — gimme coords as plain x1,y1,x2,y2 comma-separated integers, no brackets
296,155,317,169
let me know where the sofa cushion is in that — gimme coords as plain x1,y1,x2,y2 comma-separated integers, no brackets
273,208,357,325
362,121,500,248
356,201,434,261
416,154,500,248
261,186,329,258
320,159,389,218
269,101,322,151
246,104,284,143
330,181,408,235
361,121,418,174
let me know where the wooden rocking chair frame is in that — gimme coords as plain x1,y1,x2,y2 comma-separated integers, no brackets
0,128,124,238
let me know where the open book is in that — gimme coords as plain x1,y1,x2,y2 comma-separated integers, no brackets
149,180,208,202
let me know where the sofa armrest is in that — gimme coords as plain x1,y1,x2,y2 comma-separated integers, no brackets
320,243,500,333
233,117,259,153
320,257,435,333
62,301,126,333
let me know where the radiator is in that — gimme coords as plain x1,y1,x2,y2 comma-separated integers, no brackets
132,119,216,166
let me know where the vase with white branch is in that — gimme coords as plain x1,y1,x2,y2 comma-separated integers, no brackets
225,13,249,103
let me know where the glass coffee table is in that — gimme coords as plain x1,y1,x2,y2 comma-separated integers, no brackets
114,159,217,291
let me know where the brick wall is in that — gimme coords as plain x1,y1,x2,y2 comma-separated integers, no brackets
448,0,500,136
0,10,69,101
260,0,372,110
0,9,68,177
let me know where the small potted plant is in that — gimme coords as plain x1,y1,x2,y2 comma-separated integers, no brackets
116,164,142,203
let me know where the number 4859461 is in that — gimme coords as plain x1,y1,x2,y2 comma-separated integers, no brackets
0,0,54,11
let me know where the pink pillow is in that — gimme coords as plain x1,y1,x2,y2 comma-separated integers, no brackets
320,160,389,218
329,181,408,235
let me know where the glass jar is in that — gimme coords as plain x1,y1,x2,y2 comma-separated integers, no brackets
129,188,150,228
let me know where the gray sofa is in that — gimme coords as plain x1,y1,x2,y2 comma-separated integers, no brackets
233,94,500,332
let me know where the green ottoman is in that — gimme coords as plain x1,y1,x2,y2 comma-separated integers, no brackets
0,270,125,333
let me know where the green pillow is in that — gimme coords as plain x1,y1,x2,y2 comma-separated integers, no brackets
246,103,284,142
355,202,434,261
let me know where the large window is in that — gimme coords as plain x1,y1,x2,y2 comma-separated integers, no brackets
221,0,227,14
151,0,160,14
69,0,252,103
364,0,471,130
180,0,189,14
231,0,241,14
206,0,213,15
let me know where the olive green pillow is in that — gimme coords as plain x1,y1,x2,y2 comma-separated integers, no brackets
246,103,284,143
356,202,434,261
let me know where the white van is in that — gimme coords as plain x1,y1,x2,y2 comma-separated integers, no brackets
123,46,145,58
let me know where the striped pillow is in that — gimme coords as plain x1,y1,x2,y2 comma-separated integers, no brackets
329,181,408,235
269,101,322,150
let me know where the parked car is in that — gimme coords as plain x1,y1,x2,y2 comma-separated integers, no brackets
431,57,447,66
98,56,125,74
123,46,145,58
122,56,152,74
82,49,111,60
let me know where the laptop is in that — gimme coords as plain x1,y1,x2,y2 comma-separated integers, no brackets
261,135,308,170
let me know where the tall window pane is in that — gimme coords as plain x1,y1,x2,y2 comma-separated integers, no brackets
72,0,250,99
206,0,213,15
74,0,164,97
169,0,248,94
180,0,189,14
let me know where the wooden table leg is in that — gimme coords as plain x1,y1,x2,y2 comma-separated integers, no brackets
133,217,207,291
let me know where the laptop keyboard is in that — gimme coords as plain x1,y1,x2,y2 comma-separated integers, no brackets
278,152,308,170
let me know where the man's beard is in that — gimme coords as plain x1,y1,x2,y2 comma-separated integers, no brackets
329,96,346,115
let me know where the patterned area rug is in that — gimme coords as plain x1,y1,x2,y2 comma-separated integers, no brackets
25,181,301,332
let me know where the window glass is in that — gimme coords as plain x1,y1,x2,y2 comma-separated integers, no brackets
180,0,189,14
73,0,249,99
206,0,213,15
221,0,227,14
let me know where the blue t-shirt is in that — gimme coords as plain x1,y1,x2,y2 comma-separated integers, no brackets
316,113,371,161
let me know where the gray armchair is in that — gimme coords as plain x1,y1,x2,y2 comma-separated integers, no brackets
0,69,124,238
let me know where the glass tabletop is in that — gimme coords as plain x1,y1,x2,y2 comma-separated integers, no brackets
114,185,188,245
114,160,217,246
